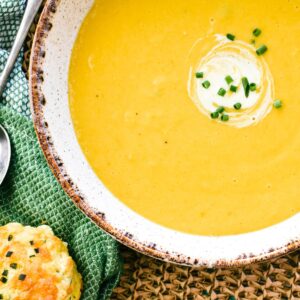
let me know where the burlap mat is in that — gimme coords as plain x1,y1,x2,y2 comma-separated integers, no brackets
25,7,300,300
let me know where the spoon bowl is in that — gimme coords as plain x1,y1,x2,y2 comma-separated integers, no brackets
0,125,11,185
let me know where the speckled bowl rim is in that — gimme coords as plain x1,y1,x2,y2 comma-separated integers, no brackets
29,0,300,267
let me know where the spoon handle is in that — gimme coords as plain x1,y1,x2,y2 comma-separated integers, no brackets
0,0,44,96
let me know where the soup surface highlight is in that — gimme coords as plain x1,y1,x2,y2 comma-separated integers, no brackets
69,0,300,235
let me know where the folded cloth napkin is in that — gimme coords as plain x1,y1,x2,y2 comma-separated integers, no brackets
0,1,121,299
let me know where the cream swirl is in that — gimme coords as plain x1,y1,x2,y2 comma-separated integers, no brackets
188,34,274,128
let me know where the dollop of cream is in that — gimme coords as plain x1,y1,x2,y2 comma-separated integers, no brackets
188,34,274,127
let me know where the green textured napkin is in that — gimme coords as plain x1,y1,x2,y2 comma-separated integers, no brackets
0,1,121,299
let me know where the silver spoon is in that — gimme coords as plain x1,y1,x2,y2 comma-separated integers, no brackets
0,124,10,185
0,0,44,185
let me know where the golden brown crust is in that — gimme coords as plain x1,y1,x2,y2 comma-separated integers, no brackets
0,223,82,300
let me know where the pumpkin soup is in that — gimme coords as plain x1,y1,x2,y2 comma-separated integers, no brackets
69,0,300,235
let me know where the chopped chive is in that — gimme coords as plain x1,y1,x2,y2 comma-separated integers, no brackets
202,80,211,89
242,77,250,97
256,45,268,55
18,274,26,281
6,251,13,258
195,72,204,78
29,241,34,245
226,33,235,41
29,255,35,258
0,294,3,299
273,99,282,109
230,85,238,92
221,114,229,122
253,28,262,37
0,277,7,284
210,112,219,119
249,83,257,91
250,39,256,45
34,248,39,254
225,75,234,85
2,270,8,277
216,106,225,114
218,88,226,97
8,235,13,241
10,263,17,269
234,103,242,110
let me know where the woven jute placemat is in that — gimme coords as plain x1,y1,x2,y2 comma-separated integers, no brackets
24,8,300,300
111,245,300,300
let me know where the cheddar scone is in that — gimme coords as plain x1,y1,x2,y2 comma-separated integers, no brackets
0,223,82,299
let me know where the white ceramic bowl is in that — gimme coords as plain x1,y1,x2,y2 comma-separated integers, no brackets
29,0,300,267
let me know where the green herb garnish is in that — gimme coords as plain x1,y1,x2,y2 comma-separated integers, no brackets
210,112,219,119
29,255,35,258
230,85,238,92
0,277,7,283
8,235,13,241
2,270,8,277
0,294,3,299
253,28,262,37
29,241,34,245
242,77,250,97
5,251,13,258
202,80,211,89
249,83,257,91
273,99,282,109
225,75,234,85
226,33,235,41
221,114,229,122
216,106,225,114
218,88,226,97
18,274,26,281
10,263,17,269
234,103,242,110
195,72,204,78
34,248,39,254
256,45,268,55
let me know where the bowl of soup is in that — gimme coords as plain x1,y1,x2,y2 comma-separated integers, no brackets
30,0,300,266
